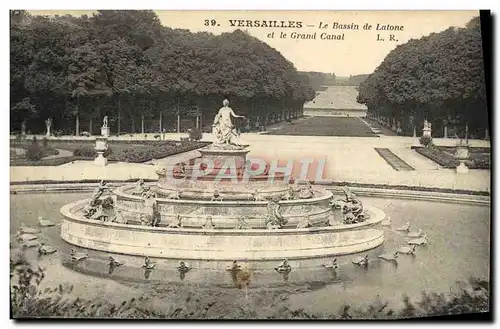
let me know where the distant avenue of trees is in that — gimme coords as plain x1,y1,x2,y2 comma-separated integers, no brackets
298,72,369,90
10,10,316,135
298,72,336,91
357,16,488,138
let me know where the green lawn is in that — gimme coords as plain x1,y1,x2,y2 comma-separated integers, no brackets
264,116,377,137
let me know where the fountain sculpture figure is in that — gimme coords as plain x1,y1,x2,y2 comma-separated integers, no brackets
212,99,246,148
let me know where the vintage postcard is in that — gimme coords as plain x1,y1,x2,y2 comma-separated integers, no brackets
9,9,490,320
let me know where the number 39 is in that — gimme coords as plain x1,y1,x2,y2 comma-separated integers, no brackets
204,19,217,26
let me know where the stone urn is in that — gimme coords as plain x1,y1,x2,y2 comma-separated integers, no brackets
94,137,108,166
455,141,470,174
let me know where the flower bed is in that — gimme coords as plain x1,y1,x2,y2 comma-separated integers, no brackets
105,141,209,163
414,146,458,168
10,140,59,161
9,156,95,167
412,146,490,170
10,140,210,166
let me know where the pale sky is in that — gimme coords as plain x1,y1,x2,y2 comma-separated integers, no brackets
28,10,479,76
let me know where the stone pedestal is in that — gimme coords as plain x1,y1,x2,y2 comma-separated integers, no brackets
199,145,250,170
444,126,448,138
423,128,431,138
455,143,470,174
101,126,110,137
94,152,108,166
456,161,469,174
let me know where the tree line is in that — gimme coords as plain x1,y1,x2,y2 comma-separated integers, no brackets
357,16,488,138
10,10,316,135
298,71,336,91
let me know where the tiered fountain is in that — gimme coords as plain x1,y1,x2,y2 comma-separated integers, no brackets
60,100,386,270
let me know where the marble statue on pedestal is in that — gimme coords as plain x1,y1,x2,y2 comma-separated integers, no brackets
422,119,432,138
101,116,110,137
212,99,246,147
423,119,431,130
45,118,52,137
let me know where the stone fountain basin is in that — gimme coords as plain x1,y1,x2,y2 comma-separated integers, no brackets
154,180,291,200
114,185,334,229
60,199,385,262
